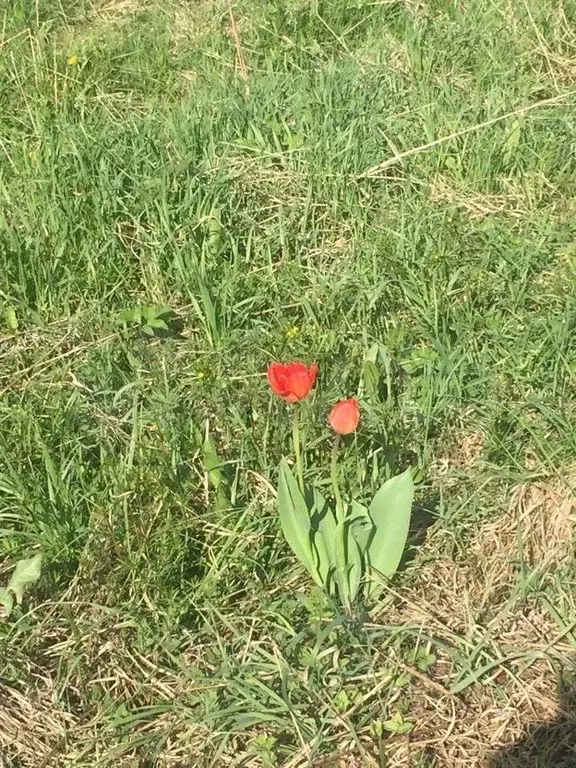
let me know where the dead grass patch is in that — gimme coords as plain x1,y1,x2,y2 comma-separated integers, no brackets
429,174,531,219
171,2,221,47
380,470,576,766
88,0,154,24
534,248,576,297
0,681,73,765
431,425,487,481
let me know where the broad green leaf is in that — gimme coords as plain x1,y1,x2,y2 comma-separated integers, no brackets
277,461,320,585
359,343,379,400
365,342,379,364
154,306,174,319
308,485,337,592
347,502,373,602
3,305,18,331
7,554,43,605
383,711,414,734
359,343,392,402
115,308,136,325
349,501,373,552
146,317,169,330
366,469,414,599
333,689,349,712
141,306,157,321
0,587,14,618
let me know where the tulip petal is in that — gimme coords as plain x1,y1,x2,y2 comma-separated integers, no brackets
267,363,288,397
287,368,315,401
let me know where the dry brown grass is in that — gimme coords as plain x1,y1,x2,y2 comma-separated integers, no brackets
377,471,576,767
534,248,576,298
428,175,532,220
170,1,222,48
88,0,154,24
431,424,487,481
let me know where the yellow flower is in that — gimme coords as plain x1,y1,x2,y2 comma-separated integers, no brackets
285,325,300,340
67,55,78,66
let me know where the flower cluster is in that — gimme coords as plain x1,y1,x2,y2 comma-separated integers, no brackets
265,359,414,613
267,361,359,434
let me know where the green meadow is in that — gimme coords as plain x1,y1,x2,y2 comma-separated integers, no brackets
1,0,575,765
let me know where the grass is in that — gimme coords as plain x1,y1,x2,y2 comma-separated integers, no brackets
1,0,576,765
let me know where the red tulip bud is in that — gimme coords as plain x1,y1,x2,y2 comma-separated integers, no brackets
329,398,360,435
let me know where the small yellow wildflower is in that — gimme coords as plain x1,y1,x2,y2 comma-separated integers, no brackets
67,55,79,66
285,325,300,340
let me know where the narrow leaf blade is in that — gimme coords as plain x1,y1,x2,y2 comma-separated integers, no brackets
202,436,230,512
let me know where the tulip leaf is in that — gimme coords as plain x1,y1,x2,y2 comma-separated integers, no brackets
8,554,43,605
346,501,373,602
349,501,373,553
3,305,18,331
277,461,321,586
366,469,414,599
308,485,337,593
0,588,14,619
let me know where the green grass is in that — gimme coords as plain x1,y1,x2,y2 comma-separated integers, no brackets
1,0,576,765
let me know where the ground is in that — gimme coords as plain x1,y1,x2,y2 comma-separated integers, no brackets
1,0,576,766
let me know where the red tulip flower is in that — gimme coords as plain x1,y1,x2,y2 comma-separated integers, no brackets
329,398,360,435
267,362,318,404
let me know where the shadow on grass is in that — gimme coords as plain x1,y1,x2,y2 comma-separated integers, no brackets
397,490,439,572
487,677,576,768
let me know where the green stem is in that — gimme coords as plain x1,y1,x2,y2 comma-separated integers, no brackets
292,406,304,493
330,434,345,523
330,434,350,613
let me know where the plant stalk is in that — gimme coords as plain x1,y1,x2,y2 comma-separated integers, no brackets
292,406,305,493
330,434,345,523
330,433,351,613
